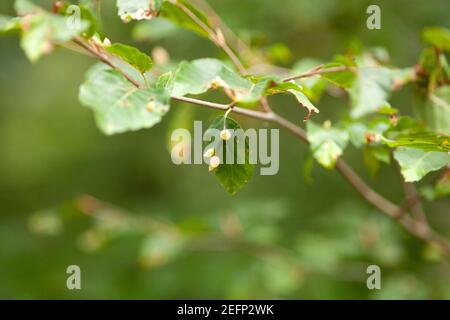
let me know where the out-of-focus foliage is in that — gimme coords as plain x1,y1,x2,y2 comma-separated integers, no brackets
0,0,450,299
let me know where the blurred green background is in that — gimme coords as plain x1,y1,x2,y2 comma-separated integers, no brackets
0,0,450,299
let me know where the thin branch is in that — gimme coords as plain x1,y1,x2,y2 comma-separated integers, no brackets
73,36,143,88
176,1,246,74
172,96,274,121
283,65,356,82
192,0,262,66
402,181,428,224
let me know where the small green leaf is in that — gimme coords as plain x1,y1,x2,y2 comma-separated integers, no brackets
291,58,327,101
349,66,393,118
287,88,320,121
307,121,349,169
394,147,450,182
106,43,153,74
205,116,254,195
79,64,170,135
320,62,355,89
156,71,174,89
422,27,450,51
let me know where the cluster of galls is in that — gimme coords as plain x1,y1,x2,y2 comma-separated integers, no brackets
203,129,232,171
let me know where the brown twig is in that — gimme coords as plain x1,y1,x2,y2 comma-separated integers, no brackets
283,65,356,82
176,1,246,74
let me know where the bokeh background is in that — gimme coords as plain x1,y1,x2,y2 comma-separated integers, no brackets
0,0,450,299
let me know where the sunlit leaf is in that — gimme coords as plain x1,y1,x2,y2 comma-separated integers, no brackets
205,116,254,195
106,43,153,74
349,66,393,118
79,64,170,135
307,121,349,169
394,147,450,182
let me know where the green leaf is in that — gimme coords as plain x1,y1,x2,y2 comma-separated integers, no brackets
383,132,450,153
172,58,262,107
106,43,152,74
347,117,390,148
422,27,450,51
156,71,174,89
79,64,170,135
320,62,355,89
349,66,393,118
287,88,320,121
205,116,254,195
307,121,349,169
394,147,450,182
291,58,327,101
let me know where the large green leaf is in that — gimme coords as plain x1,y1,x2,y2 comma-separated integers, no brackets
106,43,153,74
307,121,349,169
205,116,254,195
172,58,262,106
79,64,170,135
394,147,450,182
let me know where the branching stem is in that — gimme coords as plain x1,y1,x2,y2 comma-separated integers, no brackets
69,27,450,260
